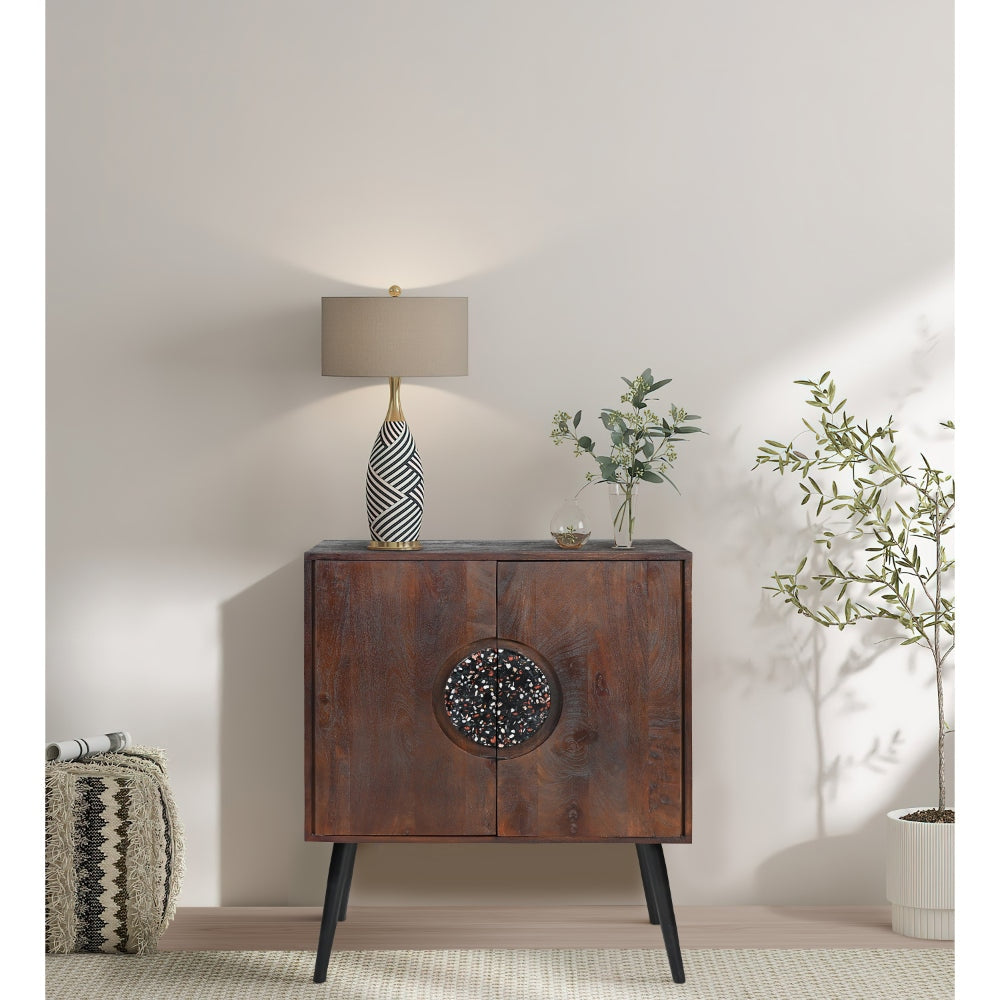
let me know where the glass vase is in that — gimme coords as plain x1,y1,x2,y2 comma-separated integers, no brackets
549,499,591,549
608,483,637,548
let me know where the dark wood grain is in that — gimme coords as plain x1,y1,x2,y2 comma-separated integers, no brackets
495,561,687,840
305,543,692,844
646,561,690,840
307,539,691,561
300,834,679,843
309,559,497,837
304,559,317,839
682,557,693,840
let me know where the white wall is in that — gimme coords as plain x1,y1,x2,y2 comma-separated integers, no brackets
46,0,954,906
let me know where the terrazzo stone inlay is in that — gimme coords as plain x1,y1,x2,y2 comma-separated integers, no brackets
443,648,552,749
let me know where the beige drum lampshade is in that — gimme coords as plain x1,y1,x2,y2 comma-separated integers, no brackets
321,296,468,376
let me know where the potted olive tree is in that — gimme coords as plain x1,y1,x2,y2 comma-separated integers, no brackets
755,373,954,939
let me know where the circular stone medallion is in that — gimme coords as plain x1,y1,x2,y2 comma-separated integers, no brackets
438,642,560,757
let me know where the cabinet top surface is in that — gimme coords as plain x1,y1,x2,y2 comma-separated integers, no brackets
306,539,691,560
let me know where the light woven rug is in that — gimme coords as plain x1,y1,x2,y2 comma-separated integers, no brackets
45,948,953,1000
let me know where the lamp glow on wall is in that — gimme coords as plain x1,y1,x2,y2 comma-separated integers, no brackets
321,287,468,550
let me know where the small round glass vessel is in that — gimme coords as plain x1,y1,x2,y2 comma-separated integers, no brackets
549,499,591,549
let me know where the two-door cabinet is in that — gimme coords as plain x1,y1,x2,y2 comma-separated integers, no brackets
304,540,692,983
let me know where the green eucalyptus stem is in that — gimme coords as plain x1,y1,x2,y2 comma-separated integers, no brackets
613,493,633,532
611,485,636,545
552,369,704,530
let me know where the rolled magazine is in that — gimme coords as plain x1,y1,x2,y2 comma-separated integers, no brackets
46,731,133,762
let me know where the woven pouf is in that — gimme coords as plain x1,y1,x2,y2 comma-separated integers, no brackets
45,747,185,954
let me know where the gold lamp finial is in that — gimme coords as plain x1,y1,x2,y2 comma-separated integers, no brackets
388,284,402,297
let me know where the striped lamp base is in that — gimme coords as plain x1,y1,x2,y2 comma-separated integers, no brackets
365,420,424,547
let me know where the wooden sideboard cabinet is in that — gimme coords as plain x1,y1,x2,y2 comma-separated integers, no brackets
304,540,692,984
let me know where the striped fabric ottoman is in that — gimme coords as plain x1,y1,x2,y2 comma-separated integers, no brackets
45,747,184,954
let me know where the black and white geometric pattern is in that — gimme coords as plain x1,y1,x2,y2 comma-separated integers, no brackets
366,420,424,544
45,748,184,955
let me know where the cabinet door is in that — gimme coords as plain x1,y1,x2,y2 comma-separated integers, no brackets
310,559,497,837
496,560,685,839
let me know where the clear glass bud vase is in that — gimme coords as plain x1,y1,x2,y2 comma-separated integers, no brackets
608,483,638,548
549,499,591,549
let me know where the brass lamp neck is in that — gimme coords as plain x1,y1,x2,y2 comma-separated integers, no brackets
385,376,405,422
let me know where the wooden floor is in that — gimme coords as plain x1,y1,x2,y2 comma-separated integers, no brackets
159,906,953,952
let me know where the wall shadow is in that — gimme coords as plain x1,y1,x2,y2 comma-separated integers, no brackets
702,320,953,841
219,557,311,904
711,459,905,839
754,743,951,904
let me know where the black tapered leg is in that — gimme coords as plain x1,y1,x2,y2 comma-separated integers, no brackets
634,844,660,925
337,846,357,921
313,843,357,984
635,844,685,984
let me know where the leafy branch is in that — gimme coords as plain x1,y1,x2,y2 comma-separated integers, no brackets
755,373,955,813
551,368,703,491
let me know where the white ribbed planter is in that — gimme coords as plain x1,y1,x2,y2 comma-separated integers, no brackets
886,807,954,940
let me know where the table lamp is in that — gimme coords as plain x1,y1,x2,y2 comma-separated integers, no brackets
321,286,468,550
